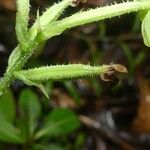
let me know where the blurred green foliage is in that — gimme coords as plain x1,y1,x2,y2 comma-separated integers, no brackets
0,89,80,149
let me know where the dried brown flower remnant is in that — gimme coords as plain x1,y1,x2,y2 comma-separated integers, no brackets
101,64,128,82
110,64,128,73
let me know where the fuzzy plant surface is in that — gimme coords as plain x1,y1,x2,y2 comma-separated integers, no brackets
0,0,150,97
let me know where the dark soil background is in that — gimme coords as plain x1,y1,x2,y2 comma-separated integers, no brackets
0,0,150,150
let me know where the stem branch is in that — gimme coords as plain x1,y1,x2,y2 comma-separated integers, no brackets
43,1,150,39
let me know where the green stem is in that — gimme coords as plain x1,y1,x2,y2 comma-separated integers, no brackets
43,1,150,39
0,45,38,95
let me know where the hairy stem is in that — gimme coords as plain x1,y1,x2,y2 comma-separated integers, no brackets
0,43,39,95
43,1,150,39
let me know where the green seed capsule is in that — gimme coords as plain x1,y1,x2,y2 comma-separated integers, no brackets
14,64,108,82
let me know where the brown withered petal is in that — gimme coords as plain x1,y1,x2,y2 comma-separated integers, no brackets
101,64,128,82
109,64,128,73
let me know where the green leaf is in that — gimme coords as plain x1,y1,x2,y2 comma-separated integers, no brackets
142,11,150,47
16,0,30,52
135,0,150,46
0,114,23,143
135,0,150,20
138,10,148,21
32,143,67,150
19,89,41,137
0,89,16,122
14,71,49,98
35,108,80,139
63,81,81,104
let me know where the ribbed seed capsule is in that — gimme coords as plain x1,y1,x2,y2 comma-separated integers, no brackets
14,64,127,83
